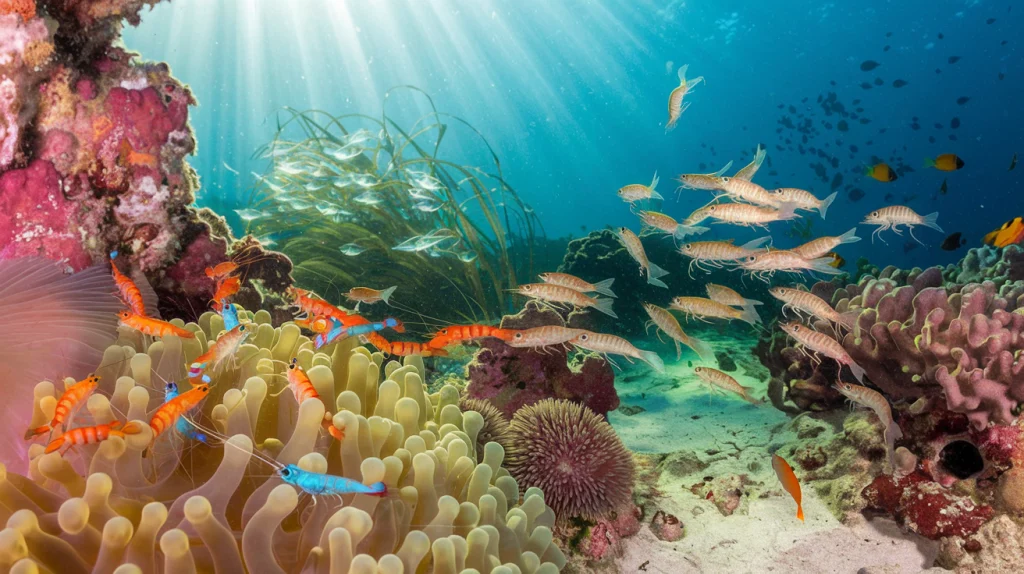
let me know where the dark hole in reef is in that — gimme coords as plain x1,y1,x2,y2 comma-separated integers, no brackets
939,440,984,479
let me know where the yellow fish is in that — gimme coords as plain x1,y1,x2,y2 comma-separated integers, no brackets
924,154,964,171
825,251,846,268
983,217,1024,248
865,163,898,182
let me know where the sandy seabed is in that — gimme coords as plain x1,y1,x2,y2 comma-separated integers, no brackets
607,328,943,574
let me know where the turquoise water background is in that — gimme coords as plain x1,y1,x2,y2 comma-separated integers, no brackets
123,0,1022,270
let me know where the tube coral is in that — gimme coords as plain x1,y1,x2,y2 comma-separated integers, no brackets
505,399,635,522
1,308,568,572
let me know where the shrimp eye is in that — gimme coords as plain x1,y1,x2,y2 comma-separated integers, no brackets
747,256,757,262
871,211,878,217
281,468,291,477
709,206,716,211
793,325,800,331
523,285,532,291
684,244,692,250
514,332,523,340
239,325,246,332
721,177,730,182
580,333,589,341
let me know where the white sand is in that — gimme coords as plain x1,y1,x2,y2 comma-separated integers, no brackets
608,328,940,574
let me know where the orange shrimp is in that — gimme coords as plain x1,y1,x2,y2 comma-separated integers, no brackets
188,324,250,378
118,310,195,339
287,287,365,326
385,340,447,357
273,359,344,441
44,421,144,455
211,276,241,311
205,261,239,281
148,382,211,444
25,374,101,439
110,254,145,315
428,324,514,349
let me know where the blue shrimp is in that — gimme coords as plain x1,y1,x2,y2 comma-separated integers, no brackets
164,380,209,443
278,464,387,497
313,317,403,349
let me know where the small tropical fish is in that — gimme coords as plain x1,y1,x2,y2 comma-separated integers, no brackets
706,284,762,312
983,217,1024,248
569,331,664,372
865,163,898,182
345,286,397,306
733,145,766,181
769,287,856,329
863,206,943,245
790,228,861,259
539,272,616,298
739,250,843,279
235,208,266,222
670,296,760,325
833,381,903,474
779,321,865,383
613,227,669,288
641,303,713,361
772,188,838,219
457,251,478,263
617,173,662,203
676,161,733,191
353,191,384,205
514,283,617,317
339,243,367,256
414,199,444,213
940,232,966,251
505,326,587,349
939,179,948,195
684,202,798,227
924,154,964,171
1010,153,1018,171
771,454,804,522
693,366,758,403
666,64,703,132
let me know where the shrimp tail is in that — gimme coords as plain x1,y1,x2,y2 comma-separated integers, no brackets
739,305,762,326
740,386,760,404
687,336,715,363
883,420,904,474
647,261,670,289
639,350,665,373
367,481,388,497
43,437,65,454
591,297,618,319
649,171,662,200
24,425,51,440
921,212,944,233
741,236,771,250
378,286,398,305
836,310,860,331
808,257,844,275
675,224,710,239
711,160,734,177
847,360,867,384
818,192,838,219
591,278,617,298
776,201,799,221
837,227,861,246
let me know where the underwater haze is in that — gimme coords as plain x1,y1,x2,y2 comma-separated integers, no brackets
124,0,1022,271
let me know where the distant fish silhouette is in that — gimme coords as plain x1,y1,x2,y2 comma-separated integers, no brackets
941,232,966,251
860,60,880,71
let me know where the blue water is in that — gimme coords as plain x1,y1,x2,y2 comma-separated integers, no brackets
123,0,1022,270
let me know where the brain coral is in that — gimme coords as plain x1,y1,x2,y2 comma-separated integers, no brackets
0,309,568,573
505,399,635,522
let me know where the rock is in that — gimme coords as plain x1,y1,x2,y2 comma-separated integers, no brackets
617,404,646,416
714,350,737,371
996,468,1024,514
649,510,684,542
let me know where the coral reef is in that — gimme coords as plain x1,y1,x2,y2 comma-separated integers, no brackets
862,470,994,540
505,399,635,522
465,302,619,418
0,310,569,572
0,0,293,321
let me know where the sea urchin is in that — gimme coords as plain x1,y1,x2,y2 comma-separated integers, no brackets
505,398,635,521
460,396,514,461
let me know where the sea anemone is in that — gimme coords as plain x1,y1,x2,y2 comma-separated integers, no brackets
1,308,568,572
505,399,635,521
459,397,513,462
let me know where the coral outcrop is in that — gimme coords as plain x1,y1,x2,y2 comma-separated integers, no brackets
1,310,568,572
0,0,293,320
465,302,619,418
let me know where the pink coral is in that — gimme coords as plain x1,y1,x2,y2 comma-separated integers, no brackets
0,0,36,22
0,160,91,269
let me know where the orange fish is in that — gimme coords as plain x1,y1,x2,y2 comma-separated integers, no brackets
772,453,804,521
865,163,897,182
345,286,397,306
983,217,1024,248
924,154,964,171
